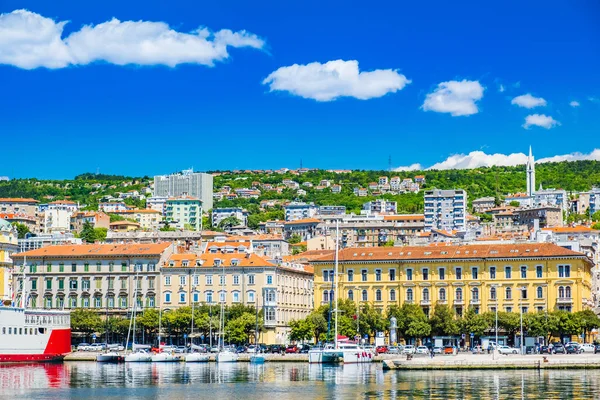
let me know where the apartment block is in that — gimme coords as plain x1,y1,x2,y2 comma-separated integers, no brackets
363,200,397,215
154,169,214,210
284,202,317,222
424,189,467,232
165,197,202,231
212,207,249,228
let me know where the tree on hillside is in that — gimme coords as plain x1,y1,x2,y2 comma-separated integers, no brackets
509,201,520,207
218,216,242,229
11,222,31,239
94,227,107,242
80,221,97,243
592,211,600,222
288,234,302,244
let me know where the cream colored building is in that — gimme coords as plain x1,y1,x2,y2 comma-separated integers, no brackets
307,235,336,251
160,251,314,344
0,219,18,303
111,209,163,230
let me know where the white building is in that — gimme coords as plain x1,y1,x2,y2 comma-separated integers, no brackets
390,177,401,191
99,202,128,213
363,200,397,215
146,196,168,215
284,202,318,222
424,189,467,232
534,188,568,212
154,169,214,210
43,209,72,233
212,207,249,228
526,146,536,197
590,188,600,216
18,233,82,253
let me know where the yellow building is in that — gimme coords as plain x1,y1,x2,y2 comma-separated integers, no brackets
0,219,18,303
312,243,593,316
161,251,314,344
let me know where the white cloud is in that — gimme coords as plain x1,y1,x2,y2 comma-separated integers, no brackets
0,9,264,69
538,149,600,163
511,93,547,109
428,151,528,170
425,149,600,170
569,101,580,107
522,114,560,129
498,84,505,93
393,163,422,171
262,60,410,101
421,80,484,116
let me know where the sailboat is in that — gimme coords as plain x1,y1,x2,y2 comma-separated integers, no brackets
216,262,238,363
97,273,124,363
151,308,180,362
308,220,374,364
125,273,152,362
250,302,265,364
185,279,209,363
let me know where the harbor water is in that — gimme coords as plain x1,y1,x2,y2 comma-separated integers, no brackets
1,362,599,399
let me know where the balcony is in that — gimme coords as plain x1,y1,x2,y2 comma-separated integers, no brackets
557,297,573,304
470,298,481,305
454,298,464,305
420,299,431,306
437,299,447,304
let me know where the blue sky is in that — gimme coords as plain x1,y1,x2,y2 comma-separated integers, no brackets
1,0,599,179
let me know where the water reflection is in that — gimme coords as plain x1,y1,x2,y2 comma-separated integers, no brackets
1,362,600,399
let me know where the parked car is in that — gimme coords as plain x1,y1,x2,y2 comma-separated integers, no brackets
107,343,125,351
270,345,284,354
443,345,455,355
285,345,299,354
299,345,310,354
540,346,551,354
175,346,187,354
247,345,257,354
88,343,106,352
580,344,595,353
552,343,566,354
472,345,484,354
565,345,582,354
376,346,388,354
416,346,429,355
77,343,91,352
433,346,443,354
387,346,400,354
498,345,519,355
210,346,220,353
594,344,600,354
402,345,415,354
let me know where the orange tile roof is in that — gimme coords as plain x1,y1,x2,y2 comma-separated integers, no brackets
542,226,598,233
12,242,172,258
112,209,162,214
0,198,39,203
166,252,275,268
383,214,425,221
283,250,335,263
0,213,35,220
312,243,588,263
49,200,77,205
206,241,252,248
109,221,141,227
284,218,321,225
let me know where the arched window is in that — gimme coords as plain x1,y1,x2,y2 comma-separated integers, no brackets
376,289,382,301
565,286,571,298
456,288,462,300
390,289,396,301
439,288,446,301
472,287,479,300
406,288,413,301
323,290,329,303
362,290,368,301
348,290,354,301
558,286,564,298
537,286,543,299
505,287,512,300
329,290,335,302
423,288,430,301
490,287,496,300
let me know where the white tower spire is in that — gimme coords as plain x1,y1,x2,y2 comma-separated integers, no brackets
526,146,536,197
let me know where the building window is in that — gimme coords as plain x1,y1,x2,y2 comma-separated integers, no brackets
46,264,52,273
248,275,255,285
193,292,199,303
165,276,171,286
267,275,273,285
46,279,52,290
375,269,382,282
248,291,255,302
537,286,543,299
505,287,512,300
45,297,52,309
206,275,213,285
69,279,78,290
456,307,463,317
506,306,513,313
206,292,213,303
219,292,226,302
536,265,543,278
233,275,240,285
108,262,113,273
59,263,64,273
406,288,413,301
108,278,114,290
82,298,89,308
471,267,478,280
361,269,367,282
472,288,479,300
347,270,354,282
148,297,155,307
490,266,496,279
521,288,527,299
490,287,496,300
520,266,527,279
559,265,571,278
389,269,396,281
376,289,382,301
362,290,368,301
265,308,276,322
58,279,64,290
232,292,240,303
71,264,77,273
121,263,127,272
390,289,396,301
423,268,429,281
179,292,186,303
439,288,446,301
323,270,330,282
455,288,462,300
148,263,156,272
348,290,354,301
455,268,462,280
505,266,512,279
423,288,430,301
120,279,126,290
406,269,413,281
96,263,101,272
180,276,186,286
165,293,171,303
323,290,329,303
439,268,445,280
84,263,89,272
94,297,101,308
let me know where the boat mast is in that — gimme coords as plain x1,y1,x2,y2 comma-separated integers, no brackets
334,219,339,349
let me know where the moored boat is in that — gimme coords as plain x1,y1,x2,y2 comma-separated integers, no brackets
96,351,124,363
216,349,239,363
151,351,181,362
184,352,209,363
124,350,152,362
